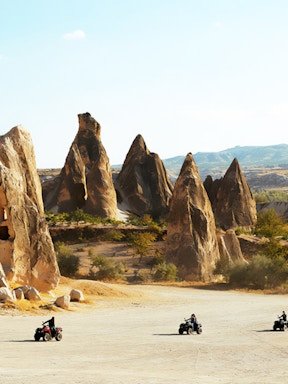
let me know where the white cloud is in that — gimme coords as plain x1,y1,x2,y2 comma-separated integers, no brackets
213,21,224,28
63,30,86,41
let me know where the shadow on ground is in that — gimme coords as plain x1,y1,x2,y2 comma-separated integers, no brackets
6,339,39,343
153,333,180,336
254,329,274,333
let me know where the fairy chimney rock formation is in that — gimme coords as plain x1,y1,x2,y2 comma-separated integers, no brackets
165,153,220,281
115,134,173,218
43,113,117,218
213,158,257,229
0,126,59,291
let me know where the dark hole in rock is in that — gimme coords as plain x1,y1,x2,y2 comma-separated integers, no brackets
0,226,9,240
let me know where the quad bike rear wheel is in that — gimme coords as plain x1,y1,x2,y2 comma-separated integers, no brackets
43,333,52,342
34,334,40,341
178,328,183,335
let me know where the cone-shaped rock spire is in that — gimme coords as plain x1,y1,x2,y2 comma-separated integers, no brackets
115,134,173,219
165,153,220,281
213,158,257,229
43,113,117,218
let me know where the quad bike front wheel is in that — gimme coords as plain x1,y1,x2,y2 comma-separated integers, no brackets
43,333,52,342
55,332,62,341
187,327,193,335
197,327,202,334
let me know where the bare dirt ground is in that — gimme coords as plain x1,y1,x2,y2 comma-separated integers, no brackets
1,284,288,384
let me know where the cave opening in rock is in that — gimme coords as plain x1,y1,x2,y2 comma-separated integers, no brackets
0,186,14,273
0,226,9,240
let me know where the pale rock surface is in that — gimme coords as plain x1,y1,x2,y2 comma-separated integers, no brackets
43,113,117,218
166,153,220,281
217,229,247,265
0,287,15,302
55,295,70,309
0,262,9,288
25,287,41,301
70,289,84,302
0,126,59,291
14,287,25,300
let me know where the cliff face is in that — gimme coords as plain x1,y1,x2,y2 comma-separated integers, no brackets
115,135,173,218
165,153,220,281
0,126,59,291
43,113,117,218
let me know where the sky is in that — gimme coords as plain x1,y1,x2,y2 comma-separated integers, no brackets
1,0,288,168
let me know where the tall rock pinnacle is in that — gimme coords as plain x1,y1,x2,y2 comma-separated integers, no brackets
115,134,173,219
213,158,257,229
43,113,117,218
165,153,220,281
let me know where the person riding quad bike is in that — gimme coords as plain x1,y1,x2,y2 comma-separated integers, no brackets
273,311,287,331
43,316,56,336
178,313,202,335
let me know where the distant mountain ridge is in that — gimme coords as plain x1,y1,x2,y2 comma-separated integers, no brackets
163,144,288,178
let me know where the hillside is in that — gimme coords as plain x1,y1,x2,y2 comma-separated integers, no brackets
164,144,288,179
39,144,288,191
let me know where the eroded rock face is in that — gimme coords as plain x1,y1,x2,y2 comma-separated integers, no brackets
115,135,173,218
213,159,257,229
43,113,117,218
217,229,246,265
0,126,59,291
165,153,220,281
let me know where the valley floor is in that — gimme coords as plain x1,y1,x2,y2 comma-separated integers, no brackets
0,284,287,384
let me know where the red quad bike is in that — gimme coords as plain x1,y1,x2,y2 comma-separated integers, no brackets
34,323,63,341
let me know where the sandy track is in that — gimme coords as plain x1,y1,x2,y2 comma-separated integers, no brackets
1,285,288,384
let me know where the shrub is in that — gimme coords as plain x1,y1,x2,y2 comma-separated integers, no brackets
254,209,288,238
90,255,125,281
55,242,80,277
153,262,178,281
128,232,157,262
254,190,288,204
46,209,123,226
57,254,80,277
100,230,125,242
228,254,288,289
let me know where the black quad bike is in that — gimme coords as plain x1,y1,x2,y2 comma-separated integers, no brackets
178,319,202,335
34,323,63,341
273,316,287,331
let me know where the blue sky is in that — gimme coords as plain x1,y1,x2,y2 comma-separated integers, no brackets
1,0,288,168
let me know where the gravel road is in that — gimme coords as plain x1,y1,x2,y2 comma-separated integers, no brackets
1,285,288,384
